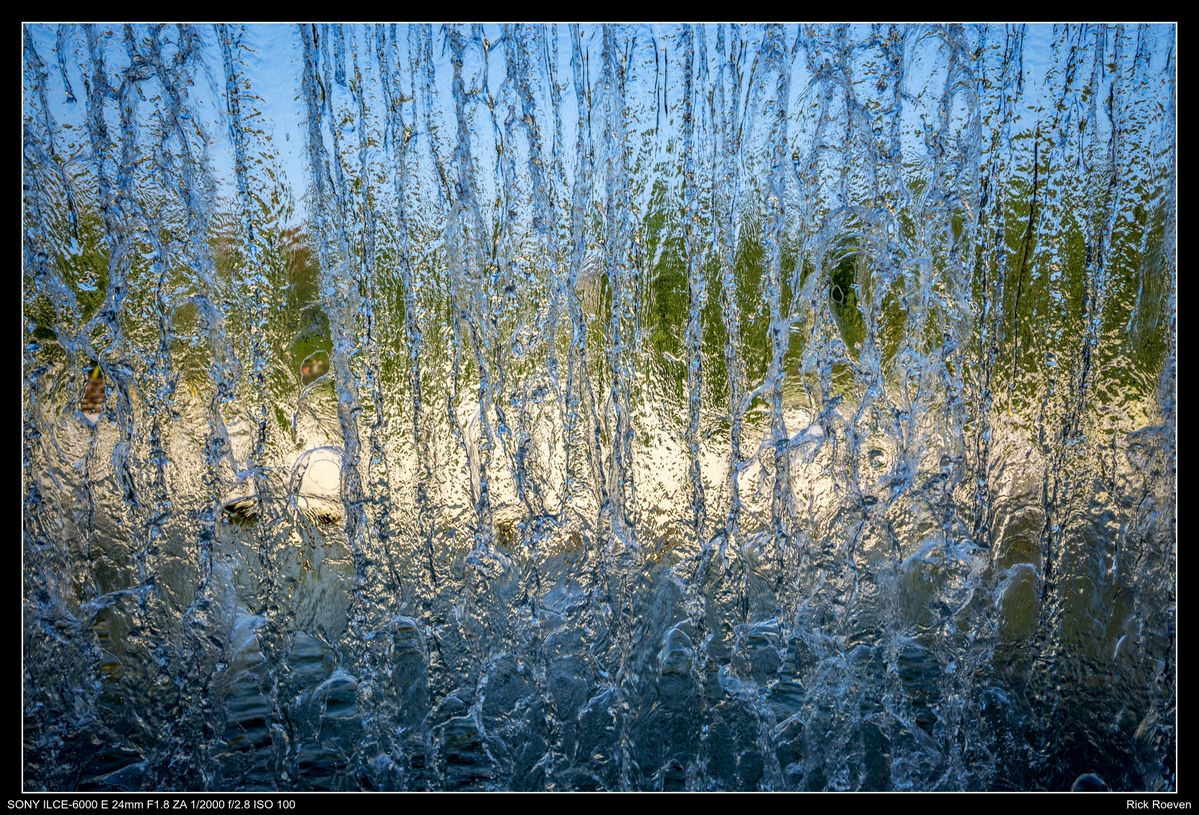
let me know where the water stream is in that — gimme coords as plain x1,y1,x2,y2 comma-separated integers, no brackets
22,23,1176,791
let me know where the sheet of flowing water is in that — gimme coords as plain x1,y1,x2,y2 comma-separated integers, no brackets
22,23,1176,792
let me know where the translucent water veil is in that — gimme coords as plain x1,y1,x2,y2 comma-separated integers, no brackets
21,23,1176,792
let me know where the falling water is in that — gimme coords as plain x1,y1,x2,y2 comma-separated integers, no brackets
22,23,1176,792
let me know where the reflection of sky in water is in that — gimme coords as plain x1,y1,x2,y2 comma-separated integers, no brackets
30,24,1175,231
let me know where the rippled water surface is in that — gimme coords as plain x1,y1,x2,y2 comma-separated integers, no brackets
22,23,1176,791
